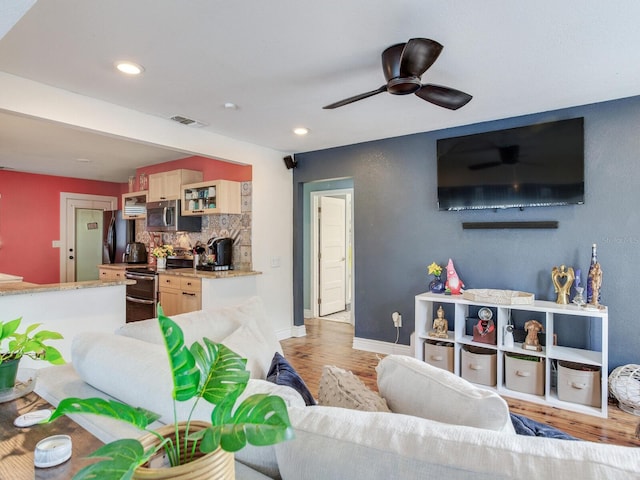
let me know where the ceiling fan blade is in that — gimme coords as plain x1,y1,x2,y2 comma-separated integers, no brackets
381,43,405,82
415,84,472,110
400,38,443,78
322,85,387,109
468,161,502,171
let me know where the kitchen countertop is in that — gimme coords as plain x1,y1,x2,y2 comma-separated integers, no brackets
0,279,135,296
158,268,262,279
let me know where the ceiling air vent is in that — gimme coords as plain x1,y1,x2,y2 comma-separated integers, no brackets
169,115,207,128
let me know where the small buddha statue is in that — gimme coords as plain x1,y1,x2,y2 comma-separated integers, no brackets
431,306,449,338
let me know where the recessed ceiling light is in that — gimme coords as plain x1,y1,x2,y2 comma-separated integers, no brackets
115,61,144,75
293,127,309,136
223,102,238,110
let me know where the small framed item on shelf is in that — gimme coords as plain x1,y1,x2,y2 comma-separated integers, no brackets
473,307,496,345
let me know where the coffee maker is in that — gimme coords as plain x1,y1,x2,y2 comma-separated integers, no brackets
206,237,233,270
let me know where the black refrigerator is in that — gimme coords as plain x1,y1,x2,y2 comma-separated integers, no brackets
102,210,135,264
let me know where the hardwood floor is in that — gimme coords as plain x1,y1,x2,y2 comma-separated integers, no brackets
281,318,640,447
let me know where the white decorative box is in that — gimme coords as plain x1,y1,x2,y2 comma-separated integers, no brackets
462,289,535,305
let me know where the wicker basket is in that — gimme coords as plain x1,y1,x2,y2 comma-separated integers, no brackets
608,364,640,416
133,421,235,480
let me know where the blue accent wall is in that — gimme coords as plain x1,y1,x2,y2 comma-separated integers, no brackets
293,95,640,370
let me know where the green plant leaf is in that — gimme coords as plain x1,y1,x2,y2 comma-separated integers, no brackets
24,322,42,335
0,317,21,341
204,394,294,453
48,397,160,429
191,340,249,406
73,438,150,480
159,311,200,401
33,330,64,342
42,345,65,365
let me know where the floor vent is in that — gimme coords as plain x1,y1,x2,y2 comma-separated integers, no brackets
169,115,207,128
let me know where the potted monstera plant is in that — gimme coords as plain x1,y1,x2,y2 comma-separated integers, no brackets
47,307,294,479
0,317,65,390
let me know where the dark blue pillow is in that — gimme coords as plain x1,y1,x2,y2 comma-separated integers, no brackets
266,352,316,406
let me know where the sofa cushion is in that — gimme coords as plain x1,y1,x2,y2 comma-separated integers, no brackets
376,355,514,433
275,405,640,480
318,365,389,412
72,332,305,423
221,319,275,379
115,308,241,347
266,353,316,406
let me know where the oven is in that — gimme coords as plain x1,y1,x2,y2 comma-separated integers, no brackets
125,267,158,322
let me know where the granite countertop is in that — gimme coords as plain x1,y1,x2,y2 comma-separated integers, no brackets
158,268,262,280
99,263,149,270
0,279,135,297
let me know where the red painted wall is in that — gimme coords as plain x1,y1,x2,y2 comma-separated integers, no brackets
0,171,124,284
136,156,252,182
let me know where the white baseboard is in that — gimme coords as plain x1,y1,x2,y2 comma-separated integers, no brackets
352,337,412,356
277,324,306,340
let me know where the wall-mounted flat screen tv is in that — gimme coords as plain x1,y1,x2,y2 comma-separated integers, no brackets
437,117,584,211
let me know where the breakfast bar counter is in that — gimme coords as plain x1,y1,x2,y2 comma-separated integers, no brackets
0,278,134,296
158,268,262,280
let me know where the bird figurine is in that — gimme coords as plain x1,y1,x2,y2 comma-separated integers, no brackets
445,258,464,295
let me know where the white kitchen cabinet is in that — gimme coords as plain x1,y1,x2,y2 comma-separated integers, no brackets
181,179,241,215
414,292,608,417
148,169,203,201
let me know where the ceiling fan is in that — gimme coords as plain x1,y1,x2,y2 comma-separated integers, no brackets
323,38,472,110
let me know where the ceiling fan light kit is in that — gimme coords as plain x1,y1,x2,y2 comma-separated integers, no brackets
323,38,472,110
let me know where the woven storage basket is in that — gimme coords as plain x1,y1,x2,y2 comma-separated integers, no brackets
608,364,640,416
134,421,235,480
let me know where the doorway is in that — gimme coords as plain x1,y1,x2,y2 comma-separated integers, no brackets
60,193,117,282
310,188,354,324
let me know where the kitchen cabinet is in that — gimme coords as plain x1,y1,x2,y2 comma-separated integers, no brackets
122,191,148,219
181,179,241,215
158,274,201,316
98,265,127,281
148,169,203,202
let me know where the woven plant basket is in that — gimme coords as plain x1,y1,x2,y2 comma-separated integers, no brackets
133,421,235,480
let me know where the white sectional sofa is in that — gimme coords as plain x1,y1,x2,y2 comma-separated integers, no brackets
35,297,640,479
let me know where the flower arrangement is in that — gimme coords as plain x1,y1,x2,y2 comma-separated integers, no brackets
152,244,174,258
427,262,443,277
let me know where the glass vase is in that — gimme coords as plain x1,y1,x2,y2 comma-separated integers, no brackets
429,274,445,294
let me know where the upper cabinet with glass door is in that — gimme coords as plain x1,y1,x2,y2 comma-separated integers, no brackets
122,191,148,219
181,180,241,215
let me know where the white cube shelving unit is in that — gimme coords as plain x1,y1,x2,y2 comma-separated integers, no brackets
415,292,608,418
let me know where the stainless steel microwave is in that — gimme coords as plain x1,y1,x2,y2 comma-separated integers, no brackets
146,200,202,232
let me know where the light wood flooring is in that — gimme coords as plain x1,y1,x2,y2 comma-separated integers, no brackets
281,318,640,447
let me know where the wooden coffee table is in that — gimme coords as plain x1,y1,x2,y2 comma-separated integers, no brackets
0,392,104,479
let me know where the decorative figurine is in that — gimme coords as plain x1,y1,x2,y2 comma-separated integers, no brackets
572,269,586,306
444,258,464,295
523,319,544,352
431,306,449,338
588,262,603,308
551,265,575,305
473,307,496,345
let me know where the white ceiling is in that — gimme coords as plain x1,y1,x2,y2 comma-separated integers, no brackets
1,0,640,182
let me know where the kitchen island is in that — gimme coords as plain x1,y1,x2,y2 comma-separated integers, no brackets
0,277,134,369
157,268,262,314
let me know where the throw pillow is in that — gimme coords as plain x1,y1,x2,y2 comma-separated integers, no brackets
318,365,390,412
376,355,514,433
266,352,316,406
220,319,274,379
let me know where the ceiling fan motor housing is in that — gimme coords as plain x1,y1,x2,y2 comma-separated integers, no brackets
387,76,422,95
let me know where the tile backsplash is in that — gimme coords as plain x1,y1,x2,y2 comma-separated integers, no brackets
135,181,252,270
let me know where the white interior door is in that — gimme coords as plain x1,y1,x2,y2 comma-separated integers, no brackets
319,196,346,316
61,194,116,282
